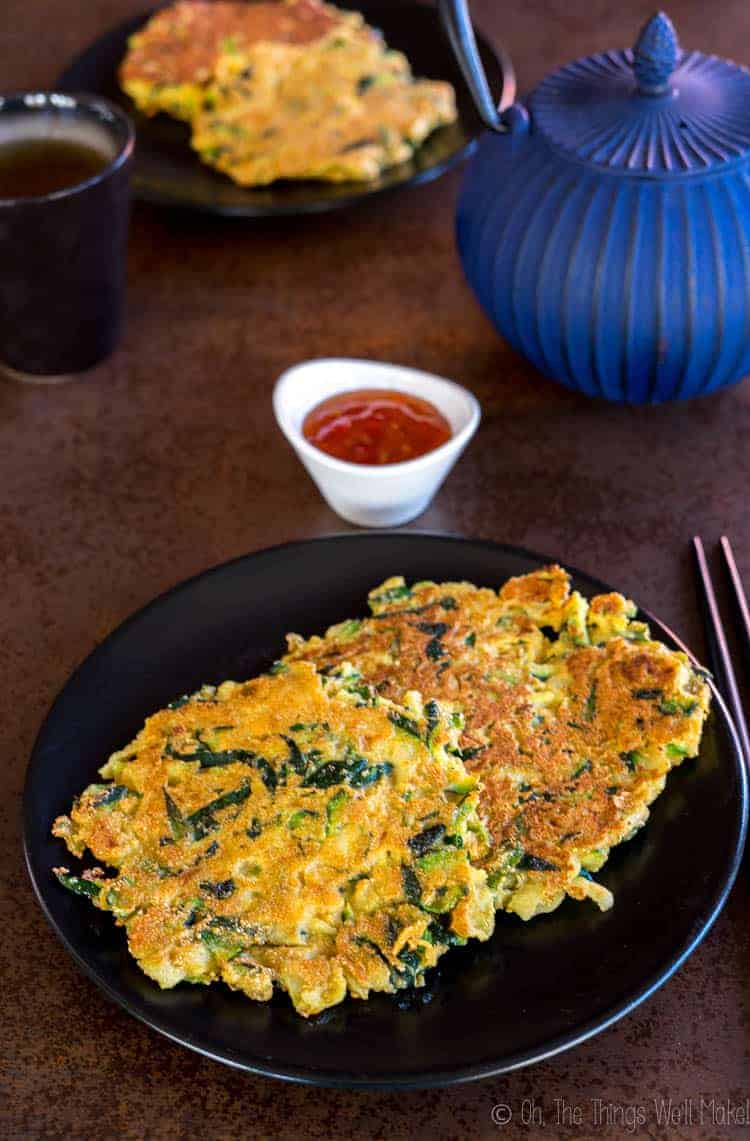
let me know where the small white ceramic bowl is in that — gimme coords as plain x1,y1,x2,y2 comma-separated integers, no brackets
273,358,481,527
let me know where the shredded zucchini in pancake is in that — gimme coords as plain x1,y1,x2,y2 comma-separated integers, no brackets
52,567,710,1016
284,567,711,920
53,662,493,1017
119,0,457,186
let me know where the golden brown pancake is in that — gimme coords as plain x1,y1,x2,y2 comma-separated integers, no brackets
52,662,494,1016
284,568,710,919
120,0,352,120
192,35,455,183
120,0,458,184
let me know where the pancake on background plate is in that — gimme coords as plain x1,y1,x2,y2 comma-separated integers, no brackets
120,0,458,184
191,27,455,183
120,0,350,121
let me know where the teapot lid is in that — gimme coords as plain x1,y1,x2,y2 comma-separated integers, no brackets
528,11,750,174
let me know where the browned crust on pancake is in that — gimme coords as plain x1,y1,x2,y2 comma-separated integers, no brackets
121,0,345,85
284,568,710,916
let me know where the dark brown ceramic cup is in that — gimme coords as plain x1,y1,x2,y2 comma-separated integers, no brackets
0,92,134,382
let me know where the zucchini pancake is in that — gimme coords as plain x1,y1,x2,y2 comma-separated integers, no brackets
52,662,494,1017
52,567,710,1017
284,567,710,921
119,0,458,185
120,0,351,122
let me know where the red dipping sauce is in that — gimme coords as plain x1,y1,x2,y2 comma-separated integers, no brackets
302,388,452,466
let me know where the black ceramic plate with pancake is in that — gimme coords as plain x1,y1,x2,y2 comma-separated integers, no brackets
24,534,748,1088
56,2,503,216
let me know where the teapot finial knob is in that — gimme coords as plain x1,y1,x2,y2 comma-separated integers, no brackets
633,11,679,95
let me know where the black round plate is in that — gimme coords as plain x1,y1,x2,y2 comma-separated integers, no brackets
56,2,503,216
24,534,748,1088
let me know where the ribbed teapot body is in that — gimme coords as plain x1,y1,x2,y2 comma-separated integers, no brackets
457,126,750,402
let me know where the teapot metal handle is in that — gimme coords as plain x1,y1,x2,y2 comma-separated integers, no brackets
438,0,516,132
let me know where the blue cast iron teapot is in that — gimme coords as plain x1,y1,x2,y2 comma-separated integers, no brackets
440,1,750,402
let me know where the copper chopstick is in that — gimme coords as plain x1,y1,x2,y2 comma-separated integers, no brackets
720,535,750,674
692,536,750,766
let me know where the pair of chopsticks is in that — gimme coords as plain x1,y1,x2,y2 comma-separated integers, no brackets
693,537,750,765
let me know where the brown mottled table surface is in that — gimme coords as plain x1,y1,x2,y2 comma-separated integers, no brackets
2,1,749,1138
